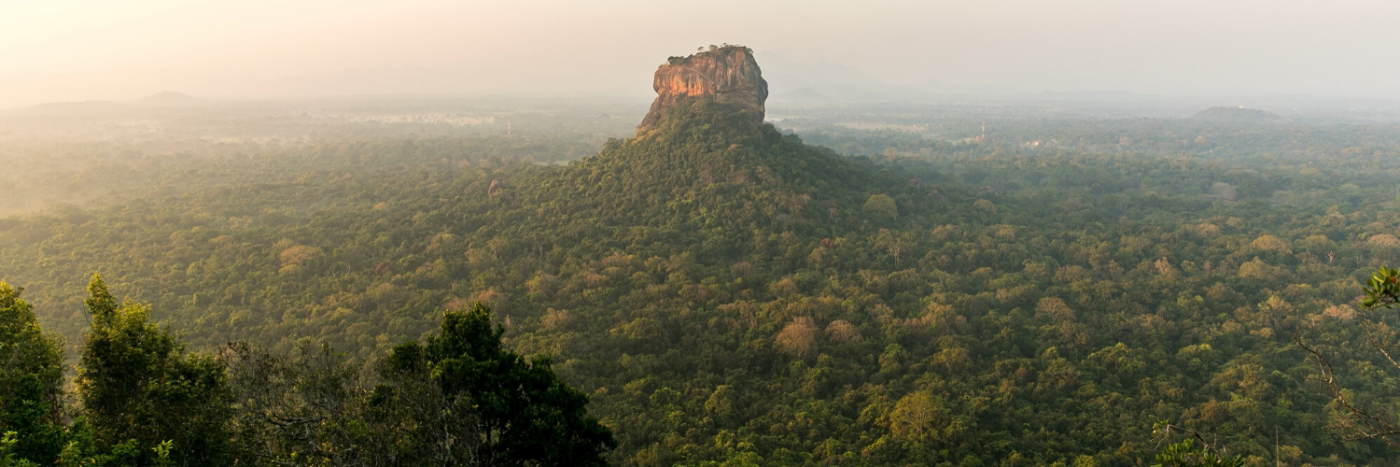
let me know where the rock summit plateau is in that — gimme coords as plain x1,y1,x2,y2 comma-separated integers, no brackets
636,45,768,134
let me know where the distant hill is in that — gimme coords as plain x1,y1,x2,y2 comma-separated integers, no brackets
16,91,214,119
131,91,211,106
22,92,210,117
22,100,139,118
1192,106,1290,123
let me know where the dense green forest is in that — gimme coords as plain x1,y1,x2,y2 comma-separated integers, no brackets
0,275,613,466
6,99,1400,465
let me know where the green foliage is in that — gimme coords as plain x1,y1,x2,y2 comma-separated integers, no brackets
863,194,898,221
77,275,232,466
0,283,64,465
225,337,482,466
1153,439,1244,467
225,340,375,465
225,302,613,466
390,302,616,466
1362,266,1400,309
0,277,610,466
53,435,174,467
0,431,40,467
1149,422,1245,467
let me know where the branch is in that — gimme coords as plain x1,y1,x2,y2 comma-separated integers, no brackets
1294,334,1400,452
1360,310,1400,374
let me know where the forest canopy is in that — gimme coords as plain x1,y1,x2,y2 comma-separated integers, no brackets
3,99,1400,465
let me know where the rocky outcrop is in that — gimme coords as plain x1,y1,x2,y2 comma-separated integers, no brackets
636,45,768,134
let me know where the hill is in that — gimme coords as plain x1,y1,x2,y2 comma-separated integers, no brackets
1192,106,1291,123
17,91,211,119
131,91,211,106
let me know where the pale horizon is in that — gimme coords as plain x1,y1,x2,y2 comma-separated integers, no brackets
4,0,1399,108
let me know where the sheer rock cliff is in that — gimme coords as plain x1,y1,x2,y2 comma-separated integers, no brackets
636,45,768,134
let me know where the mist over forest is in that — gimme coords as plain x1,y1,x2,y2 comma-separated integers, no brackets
8,91,1400,218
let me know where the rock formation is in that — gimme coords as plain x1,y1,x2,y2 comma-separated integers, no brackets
636,45,768,134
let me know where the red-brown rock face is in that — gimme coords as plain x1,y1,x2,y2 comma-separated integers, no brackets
636,46,768,134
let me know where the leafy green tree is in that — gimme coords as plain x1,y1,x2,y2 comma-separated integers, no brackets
863,194,898,221
385,302,616,467
226,338,479,466
367,343,479,465
227,304,612,467
224,340,368,466
77,275,232,466
1150,422,1244,467
0,282,64,465
1293,265,1400,453
1153,439,1244,467
52,433,174,467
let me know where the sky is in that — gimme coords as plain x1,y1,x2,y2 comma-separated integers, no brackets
2,0,1398,107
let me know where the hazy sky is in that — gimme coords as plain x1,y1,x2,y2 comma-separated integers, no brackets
2,0,1398,107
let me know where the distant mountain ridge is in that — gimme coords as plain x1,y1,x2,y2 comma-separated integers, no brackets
131,91,211,106
22,92,211,116
1192,106,1290,123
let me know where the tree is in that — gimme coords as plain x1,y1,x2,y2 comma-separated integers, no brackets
77,275,232,466
0,282,65,465
1149,422,1244,467
1296,266,1400,452
368,339,481,465
226,339,480,466
863,194,898,221
385,302,616,467
225,340,369,466
887,392,954,445
774,317,818,358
